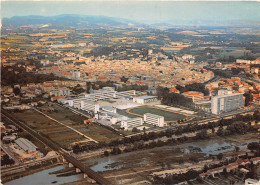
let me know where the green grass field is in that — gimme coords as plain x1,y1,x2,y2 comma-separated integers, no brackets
127,106,187,122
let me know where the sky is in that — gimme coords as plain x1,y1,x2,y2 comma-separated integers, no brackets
1,1,260,23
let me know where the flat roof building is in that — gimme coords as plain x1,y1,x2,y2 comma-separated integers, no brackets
211,93,244,114
81,100,100,113
116,90,136,98
121,117,143,130
15,138,38,153
102,106,117,113
144,113,164,127
133,96,157,104
182,91,204,102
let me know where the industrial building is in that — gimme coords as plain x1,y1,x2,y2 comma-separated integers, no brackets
133,96,157,104
15,138,38,153
144,113,164,127
121,117,144,130
211,93,244,114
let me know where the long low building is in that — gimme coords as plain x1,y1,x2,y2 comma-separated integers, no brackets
15,138,38,153
81,100,100,113
182,91,204,102
144,113,164,127
116,90,136,98
102,106,117,113
68,98,100,113
121,117,144,130
133,96,157,104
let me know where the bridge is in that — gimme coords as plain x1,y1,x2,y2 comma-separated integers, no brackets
1,110,110,185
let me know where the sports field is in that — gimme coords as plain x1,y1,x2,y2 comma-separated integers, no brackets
126,106,187,122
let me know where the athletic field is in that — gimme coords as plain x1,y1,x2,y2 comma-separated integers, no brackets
126,106,188,122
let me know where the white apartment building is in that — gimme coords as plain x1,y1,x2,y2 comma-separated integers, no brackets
87,88,116,100
211,93,244,114
182,54,194,60
116,90,136,98
121,117,144,130
144,113,164,127
70,98,99,113
72,99,82,109
81,100,100,113
133,96,157,104
50,87,70,97
73,71,81,79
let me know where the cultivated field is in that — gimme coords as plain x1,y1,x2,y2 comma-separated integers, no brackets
12,109,83,149
11,103,122,149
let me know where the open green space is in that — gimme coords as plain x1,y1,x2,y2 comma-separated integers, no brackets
128,106,187,122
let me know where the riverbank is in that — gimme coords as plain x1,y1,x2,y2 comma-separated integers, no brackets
82,132,260,184
2,158,60,184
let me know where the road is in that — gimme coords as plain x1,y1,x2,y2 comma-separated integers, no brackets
1,110,110,185
0,141,20,164
33,108,98,143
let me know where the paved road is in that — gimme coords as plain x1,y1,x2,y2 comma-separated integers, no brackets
33,108,98,143
1,110,110,185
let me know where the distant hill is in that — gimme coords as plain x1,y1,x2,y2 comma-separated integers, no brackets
2,14,259,29
2,14,137,28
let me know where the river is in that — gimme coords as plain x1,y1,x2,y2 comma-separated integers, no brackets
5,165,82,185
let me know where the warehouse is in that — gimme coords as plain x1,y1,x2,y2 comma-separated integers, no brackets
15,138,38,153
133,95,158,104
144,113,165,127
121,117,144,130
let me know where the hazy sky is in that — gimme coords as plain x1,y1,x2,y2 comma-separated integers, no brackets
2,1,260,23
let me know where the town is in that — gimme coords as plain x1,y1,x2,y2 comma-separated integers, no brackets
1,2,260,185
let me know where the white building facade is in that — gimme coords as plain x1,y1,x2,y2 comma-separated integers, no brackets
211,93,244,114
121,117,144,130
133,96,157,104
144,113,164,127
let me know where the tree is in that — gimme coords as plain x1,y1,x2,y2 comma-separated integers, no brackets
217,126,224,136
211,127,215,134
244,92,252,107
132,127,138,133
217,153,223,160
104,150,109,156
13,87,20,96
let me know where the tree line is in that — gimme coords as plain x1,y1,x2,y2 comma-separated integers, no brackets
1,65,67,86
72,111,260,154
157,86,194,108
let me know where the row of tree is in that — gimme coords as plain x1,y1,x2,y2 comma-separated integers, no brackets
157,87,194,108
72,111,260,154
